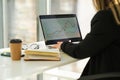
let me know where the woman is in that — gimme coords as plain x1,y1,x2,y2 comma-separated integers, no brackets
53,0,120,80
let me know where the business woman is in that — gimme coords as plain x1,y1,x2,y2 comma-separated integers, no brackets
52,0,120,80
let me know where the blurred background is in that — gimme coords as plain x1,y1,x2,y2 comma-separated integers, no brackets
0,0,96,48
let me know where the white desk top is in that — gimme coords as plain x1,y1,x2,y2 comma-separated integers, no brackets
0,42,78,80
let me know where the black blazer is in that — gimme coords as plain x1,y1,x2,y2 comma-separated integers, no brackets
61,9,120,79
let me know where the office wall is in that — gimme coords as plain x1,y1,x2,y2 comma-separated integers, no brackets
77,0,96,38
0,0,3,48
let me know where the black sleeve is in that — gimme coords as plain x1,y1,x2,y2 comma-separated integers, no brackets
61,10,117,59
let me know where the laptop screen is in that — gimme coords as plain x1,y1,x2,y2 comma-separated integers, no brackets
39,14,82,45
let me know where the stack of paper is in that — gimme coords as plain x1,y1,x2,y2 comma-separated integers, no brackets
24,49,61,61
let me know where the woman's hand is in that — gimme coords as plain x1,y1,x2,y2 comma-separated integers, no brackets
52,42,63,49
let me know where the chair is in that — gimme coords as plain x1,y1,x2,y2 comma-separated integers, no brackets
79,72,120,80
44,71,120,80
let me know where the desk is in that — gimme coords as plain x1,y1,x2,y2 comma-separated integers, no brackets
0,42,78,80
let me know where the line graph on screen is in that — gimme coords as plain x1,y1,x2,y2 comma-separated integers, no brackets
44,20,80,39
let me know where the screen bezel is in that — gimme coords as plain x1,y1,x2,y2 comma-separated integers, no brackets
39,14,82,45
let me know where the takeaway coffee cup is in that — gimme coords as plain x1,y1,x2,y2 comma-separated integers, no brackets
9,39,22,60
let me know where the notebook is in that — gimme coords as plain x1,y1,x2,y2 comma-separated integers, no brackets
39,14,82,46
24,49,60,61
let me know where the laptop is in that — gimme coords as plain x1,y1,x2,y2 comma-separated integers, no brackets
39,14,82,47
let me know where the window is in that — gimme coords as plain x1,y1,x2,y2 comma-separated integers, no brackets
2,0,95,48
48,0,77,14
5,0,37,47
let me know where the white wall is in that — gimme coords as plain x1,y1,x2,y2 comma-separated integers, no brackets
77,0,96,38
